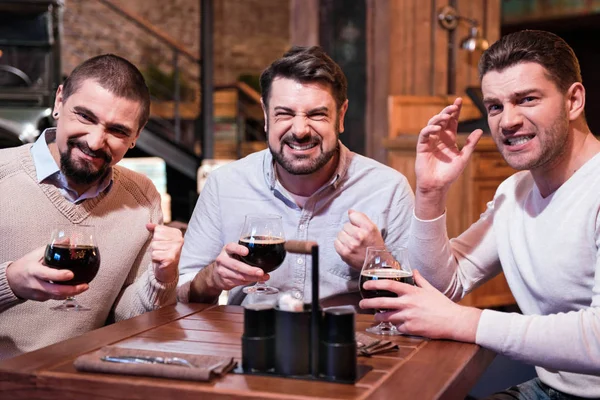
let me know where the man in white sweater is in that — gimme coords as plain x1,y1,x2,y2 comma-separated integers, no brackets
359,30,600,398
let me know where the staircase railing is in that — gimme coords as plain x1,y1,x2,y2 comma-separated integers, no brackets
62,0,200,153
62,0,265,162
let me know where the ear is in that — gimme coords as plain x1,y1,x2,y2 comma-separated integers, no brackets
566,82,585,121
53,85,64,118
260,98,268,133
337,99,349,134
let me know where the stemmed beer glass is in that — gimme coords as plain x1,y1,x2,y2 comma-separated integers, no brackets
359,246,414,335
44,225,100,311
239,214,286,295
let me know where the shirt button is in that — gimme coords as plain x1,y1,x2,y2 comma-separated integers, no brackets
297,258,304,265
299,224,305,230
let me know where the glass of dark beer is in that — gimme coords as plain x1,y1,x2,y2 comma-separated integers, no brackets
44,225,100,311
239,214,286,295
359,246,413,335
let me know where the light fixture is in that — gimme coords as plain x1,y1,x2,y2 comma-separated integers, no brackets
438,5,489,52
437,5,489,94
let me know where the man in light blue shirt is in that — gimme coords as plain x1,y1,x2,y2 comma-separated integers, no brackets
178,46,414,307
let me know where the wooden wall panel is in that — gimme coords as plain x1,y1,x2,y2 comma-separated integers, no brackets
389,0,501,97
290,0,319,46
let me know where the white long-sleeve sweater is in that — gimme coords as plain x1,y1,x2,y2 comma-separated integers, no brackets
409,153,600,398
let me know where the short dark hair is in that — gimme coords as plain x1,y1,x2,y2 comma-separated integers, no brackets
478,30,582,93
259,46,347,109
62,54,151,131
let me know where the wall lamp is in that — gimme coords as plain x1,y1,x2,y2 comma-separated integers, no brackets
438,5,489,52
437,5,489,94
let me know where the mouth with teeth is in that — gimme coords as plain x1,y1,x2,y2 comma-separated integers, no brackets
285,141,319,151
504,135,535,147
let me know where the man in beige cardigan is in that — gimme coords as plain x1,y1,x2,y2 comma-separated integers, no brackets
0,54,183,360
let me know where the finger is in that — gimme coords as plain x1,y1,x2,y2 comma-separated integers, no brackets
347,210,376,230
459,129,484,160
359,297,402,311
36,265,74,282
215,264,262,285
224,242,249,257
337,229,360,249
427,112,453,127
146,223,157,233
413,270,435,290
150,225,183,241
451,97,463,118
417,124,444,144
363,279,416,295
39,280,89,299
220,253,264,278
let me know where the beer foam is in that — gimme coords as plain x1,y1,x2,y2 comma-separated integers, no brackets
239,236,285,245
361,269,412,278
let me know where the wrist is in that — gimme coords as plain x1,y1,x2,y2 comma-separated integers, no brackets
448,305,482,343
415,187,449,220
189,263,222,303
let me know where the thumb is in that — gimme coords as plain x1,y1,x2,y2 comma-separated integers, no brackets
413,269,434,290
146,223,157,233
347,209,372,229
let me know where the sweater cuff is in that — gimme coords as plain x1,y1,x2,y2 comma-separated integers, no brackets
475,309,513,354
177,279,191,304
410,210,448,240
144,263,178,309
0,262,23,308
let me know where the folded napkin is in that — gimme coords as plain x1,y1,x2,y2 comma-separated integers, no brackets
356,332,398,356
74,346,236,381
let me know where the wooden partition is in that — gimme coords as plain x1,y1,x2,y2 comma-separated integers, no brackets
385,95,515,308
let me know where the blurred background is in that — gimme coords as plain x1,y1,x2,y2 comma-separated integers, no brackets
1,1,596,395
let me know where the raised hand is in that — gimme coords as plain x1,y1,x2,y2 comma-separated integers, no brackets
334,210,384,270
146,223,184,283
415,98,483,219
359,270,481,342
5,246,89,302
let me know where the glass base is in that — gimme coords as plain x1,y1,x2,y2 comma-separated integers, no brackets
243,284,279,295
51,297,90,311
366,322,402,336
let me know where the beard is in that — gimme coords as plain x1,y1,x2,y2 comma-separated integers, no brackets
269,130,340,175
59,138,112,185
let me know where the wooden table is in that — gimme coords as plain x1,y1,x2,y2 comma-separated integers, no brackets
0,304,495,399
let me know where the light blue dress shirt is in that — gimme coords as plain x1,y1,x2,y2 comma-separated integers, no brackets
178,142,415,306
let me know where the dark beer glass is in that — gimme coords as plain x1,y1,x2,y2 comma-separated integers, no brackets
44,225,100,311
239,214,286,295
360,246,413,335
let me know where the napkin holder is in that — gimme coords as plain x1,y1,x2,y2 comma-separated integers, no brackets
237,240,371,384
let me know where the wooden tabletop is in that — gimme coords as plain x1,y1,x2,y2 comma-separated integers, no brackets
0,304,495,399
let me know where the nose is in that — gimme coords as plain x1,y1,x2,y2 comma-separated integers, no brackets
498,105,523,132
291,115,310,138
86,126,108,151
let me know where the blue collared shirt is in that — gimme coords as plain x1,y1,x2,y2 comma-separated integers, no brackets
30,128,113,203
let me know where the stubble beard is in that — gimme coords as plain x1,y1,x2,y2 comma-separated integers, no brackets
497,110,570,172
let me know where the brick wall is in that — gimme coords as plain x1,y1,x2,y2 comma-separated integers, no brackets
61,0,290,86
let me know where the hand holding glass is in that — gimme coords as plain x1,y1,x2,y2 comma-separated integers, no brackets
238,214,286,295
359,246,414,335
44,225,100,311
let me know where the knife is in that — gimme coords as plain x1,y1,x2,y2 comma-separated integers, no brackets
101,355,195,368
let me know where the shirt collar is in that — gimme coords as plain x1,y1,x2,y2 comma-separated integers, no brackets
263,140,351,192
30,128,114,202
